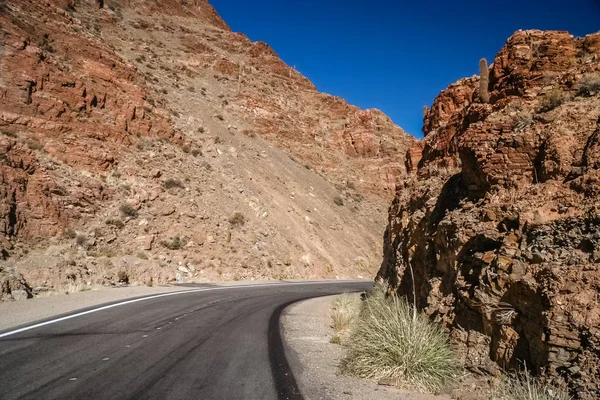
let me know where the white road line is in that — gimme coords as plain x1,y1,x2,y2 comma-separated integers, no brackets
0,280,365,339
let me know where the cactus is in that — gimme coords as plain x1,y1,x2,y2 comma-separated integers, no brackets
479,58,490,103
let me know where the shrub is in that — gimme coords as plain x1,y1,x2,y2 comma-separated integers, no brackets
538,89,565,112
341,284,461,393
229,212,246,226
331,293,359,333
119,204,138,218
64,228,77,239
164,179,184,189
577,73,600,97
191,148,202,157
26,139,43,151
105,218,125,229
161,236,186,250
1,130,17,138
492,369,571,400
333,196,344,206
512,111,534,133
136,251,148,260
117,270,129,284
75,234,87,246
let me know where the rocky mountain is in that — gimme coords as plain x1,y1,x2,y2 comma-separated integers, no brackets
0,0,415,298
378,30,600,398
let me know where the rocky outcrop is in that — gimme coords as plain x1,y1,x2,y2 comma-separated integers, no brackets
378,30,600,399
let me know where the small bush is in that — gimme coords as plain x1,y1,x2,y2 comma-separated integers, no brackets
161,236,186,250
512,111,534,133
1,130,17,138
331,293,359,333
75,234,87,246
64,228,77,239
105,218,125,229
26,139,43,151
136,251,148,260
333,196,344,206
341,284,461,393
538,89,565,112
214,136,223,144
164,179,185,189
117,270,129,284
492,369,571,400
577,73,600,97
145,278,153,287
228,212,246,227
191,148,202,157
119,204,138,218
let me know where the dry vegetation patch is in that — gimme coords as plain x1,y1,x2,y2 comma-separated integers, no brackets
339,284,461,393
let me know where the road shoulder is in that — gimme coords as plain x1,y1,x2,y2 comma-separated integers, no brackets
282,295,450,400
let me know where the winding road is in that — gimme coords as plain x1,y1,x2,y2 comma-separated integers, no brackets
0,281,370,400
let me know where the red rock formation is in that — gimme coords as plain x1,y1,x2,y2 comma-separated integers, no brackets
0,0,414,296
379,30,600,399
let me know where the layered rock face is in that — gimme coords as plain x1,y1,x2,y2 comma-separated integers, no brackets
0,0,414,297
378,30,600,398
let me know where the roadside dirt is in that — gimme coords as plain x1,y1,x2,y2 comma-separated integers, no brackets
282,296,450,400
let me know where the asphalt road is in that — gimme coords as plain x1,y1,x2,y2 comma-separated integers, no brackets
0,281,371,400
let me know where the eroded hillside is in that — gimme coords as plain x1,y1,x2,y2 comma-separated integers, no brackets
378,30,600,398
0,0,415,298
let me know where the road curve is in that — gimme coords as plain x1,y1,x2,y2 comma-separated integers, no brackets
0,281,370,400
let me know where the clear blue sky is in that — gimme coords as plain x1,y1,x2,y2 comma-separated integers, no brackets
210,0,600,138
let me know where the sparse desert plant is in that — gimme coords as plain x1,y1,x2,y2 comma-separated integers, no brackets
64,228,77,239
214,136,223,144
512,111,534,133
333,196,344,206
105,218,125,229
26,138,44,151
331,293,360,333
191,148,202,157
491,369,571,400
119,203,138,218
1,130,17,138
538,89,565,112
136,251,148,260
117,270,129,284
341,284,461,393
164,178,185,189
577,73,600,97
161,235,186,250
75,234,87,246
330,335,341,345
229,212,246,227
145,278,153,287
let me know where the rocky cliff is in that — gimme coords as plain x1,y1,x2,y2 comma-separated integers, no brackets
378,30,600,398
0,0,415,299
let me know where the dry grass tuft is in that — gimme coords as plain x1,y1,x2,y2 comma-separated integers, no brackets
331,293,360,333
341,284,461,393
492,369,571,400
